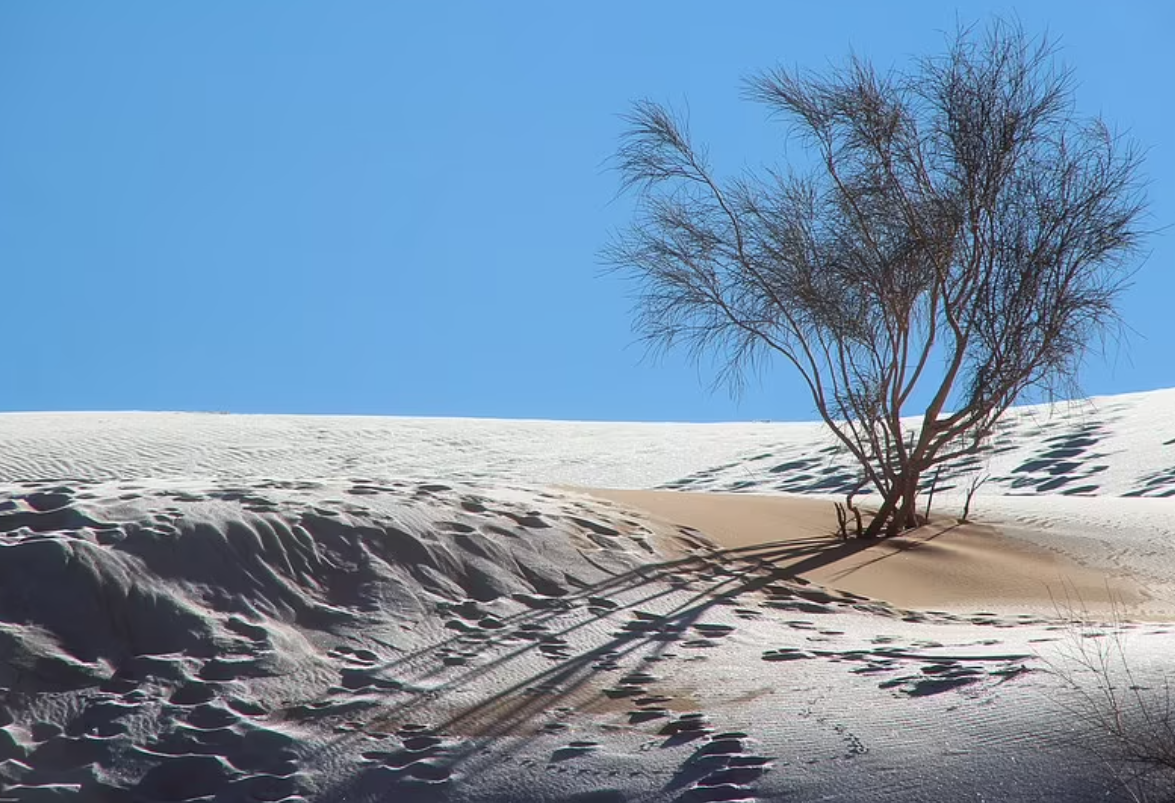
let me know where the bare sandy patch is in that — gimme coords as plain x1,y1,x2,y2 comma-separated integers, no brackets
580,488,1165,618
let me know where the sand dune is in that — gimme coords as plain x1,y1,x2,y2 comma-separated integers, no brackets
3,397,1175,801
1,386,1174,495
0,478,681,800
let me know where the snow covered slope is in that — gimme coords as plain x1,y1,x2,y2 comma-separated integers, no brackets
2,389,1175,802
1,388,1172,497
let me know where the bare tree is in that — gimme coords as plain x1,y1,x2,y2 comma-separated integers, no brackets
834,477,866,540
960,471,989,523
923,467,942,523
606,20,1147,537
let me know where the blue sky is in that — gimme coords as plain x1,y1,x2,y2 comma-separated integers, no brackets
1,3,1170,421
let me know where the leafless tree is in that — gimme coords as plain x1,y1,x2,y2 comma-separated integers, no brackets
960,471,989,523
923,467,942,522
834,501,849,540
606,20,1148,537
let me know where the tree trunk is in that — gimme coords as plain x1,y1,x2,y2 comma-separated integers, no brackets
862,484,902,539
864,470,923,539
890,470,923,535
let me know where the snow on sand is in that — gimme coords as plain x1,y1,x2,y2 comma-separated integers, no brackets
3,391,1175,801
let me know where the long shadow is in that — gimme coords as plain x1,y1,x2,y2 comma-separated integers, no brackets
346,530,860,690
312,526,901,798
324,529,865,719
822,522,965,585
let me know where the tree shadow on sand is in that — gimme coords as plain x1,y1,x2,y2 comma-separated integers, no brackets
312,525,932,800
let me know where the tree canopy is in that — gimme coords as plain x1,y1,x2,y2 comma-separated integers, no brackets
607,20,1148,537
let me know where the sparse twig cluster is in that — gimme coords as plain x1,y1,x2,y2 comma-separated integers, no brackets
834,478,866,539
961,471,989,523
1047,602,1175,801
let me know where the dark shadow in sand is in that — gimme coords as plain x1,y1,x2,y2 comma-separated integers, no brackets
312,524,935,800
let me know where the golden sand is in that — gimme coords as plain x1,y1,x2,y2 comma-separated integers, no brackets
582,488,1161,617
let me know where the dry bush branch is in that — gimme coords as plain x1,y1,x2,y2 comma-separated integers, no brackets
607,18,1150,538
1043,596,1175,802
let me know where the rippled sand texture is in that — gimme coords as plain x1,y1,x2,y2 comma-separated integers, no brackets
3,392,1175,801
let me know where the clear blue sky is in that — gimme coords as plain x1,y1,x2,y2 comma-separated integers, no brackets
1,3,1170,421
